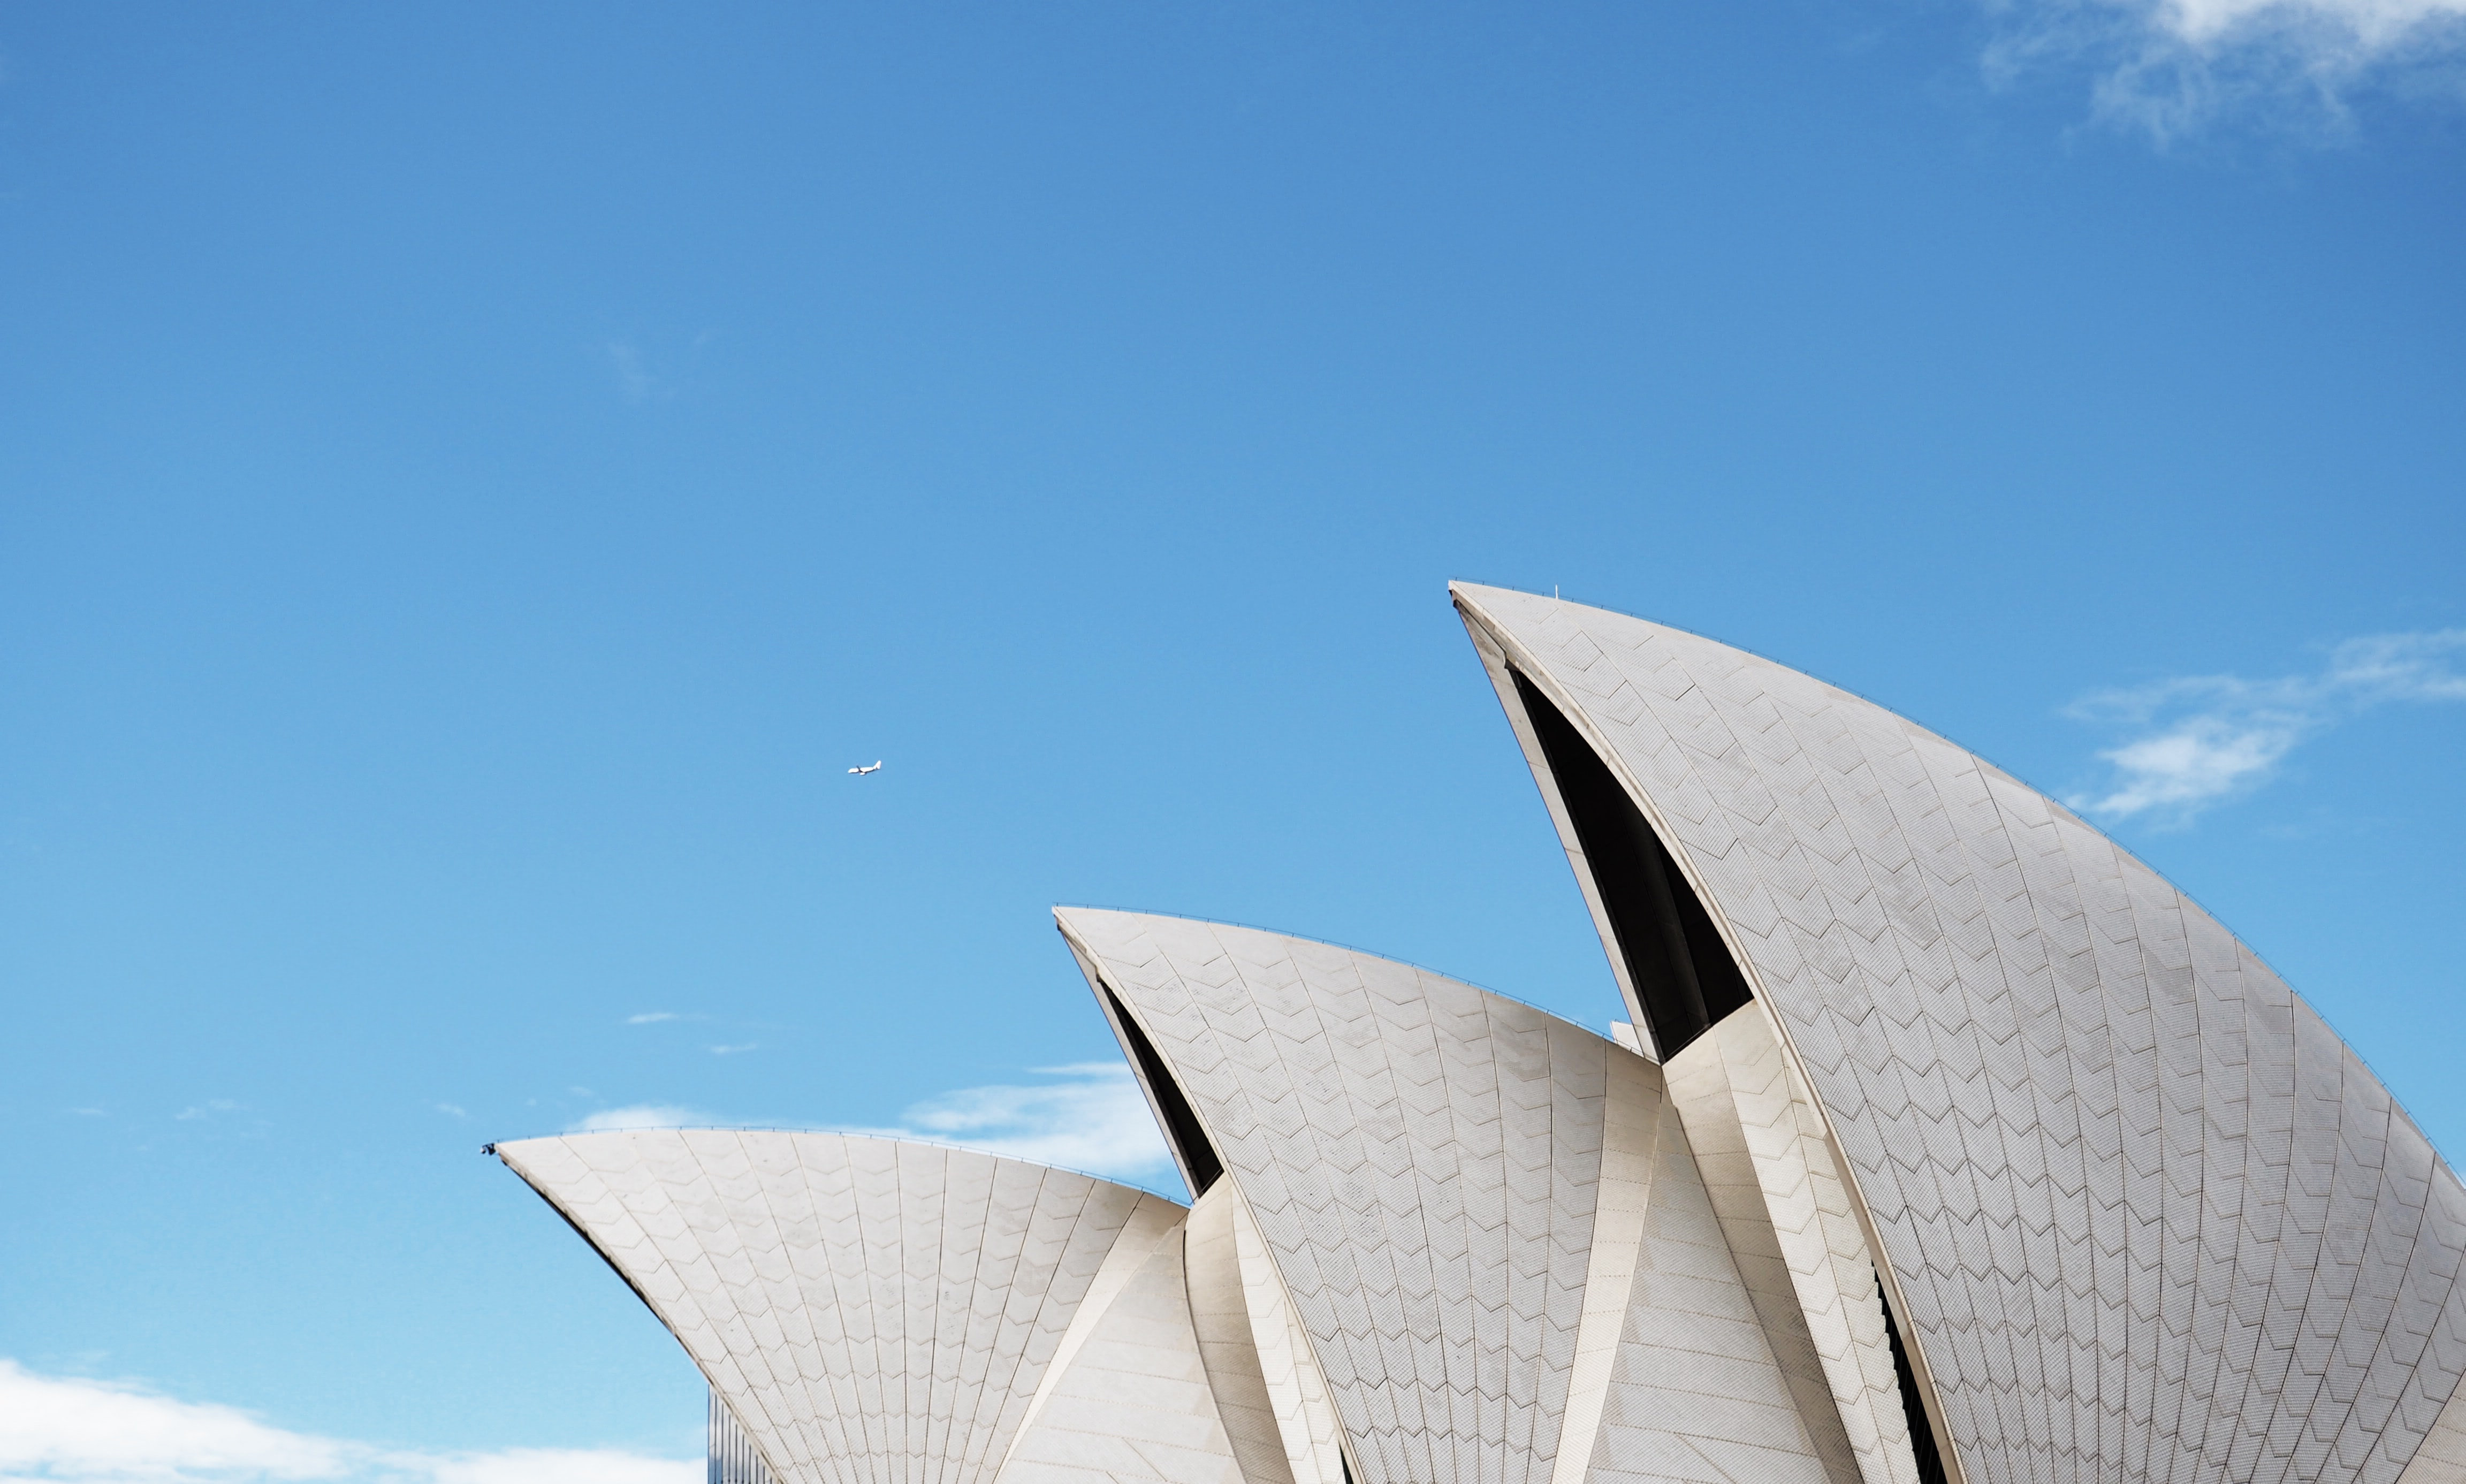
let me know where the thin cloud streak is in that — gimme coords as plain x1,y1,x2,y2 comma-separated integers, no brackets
2069,629,2466,823
0,1359,697,1484
420,1450,694,1484
606,341,657,403
0,1359,340,1482
547,1066,1169,1184
1983,0,2466,140
567,1104,712,1133
850,1064,1174,1185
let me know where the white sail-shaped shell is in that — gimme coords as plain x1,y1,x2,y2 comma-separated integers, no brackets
1454,581,2466,1484
1059,907,1846,1484
497,1130,1246,1484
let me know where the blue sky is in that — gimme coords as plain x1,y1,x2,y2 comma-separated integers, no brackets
4,3,2463,1480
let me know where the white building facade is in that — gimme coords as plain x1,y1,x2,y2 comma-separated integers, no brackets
497,585,2466,1484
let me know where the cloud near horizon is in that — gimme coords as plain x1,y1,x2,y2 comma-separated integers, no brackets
1984,0,2466,139
850,1063,1175,1186
0,1360,696,1484
566,1104,712,1133
555,1065,1169,1185
2068,628,2466,823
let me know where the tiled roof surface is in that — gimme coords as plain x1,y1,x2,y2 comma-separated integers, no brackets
1455,582,2466,1484
496,1131,1215,1484
1059,908,1838,1484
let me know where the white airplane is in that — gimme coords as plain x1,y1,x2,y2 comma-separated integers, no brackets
848,760,883,775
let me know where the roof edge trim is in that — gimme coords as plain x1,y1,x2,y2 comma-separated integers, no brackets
492,1128,1187,1205
1055,913,1226,1198
1453,589,1772,1050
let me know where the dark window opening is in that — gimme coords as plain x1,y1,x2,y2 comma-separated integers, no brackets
1511,669,1752,1058
1879,1275,1951,1484
1105,985,1224,1196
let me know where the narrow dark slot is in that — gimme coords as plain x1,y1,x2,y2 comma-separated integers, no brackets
1879,1275,1951,1484
1104,985,1224,1195
1511,669,1752,1057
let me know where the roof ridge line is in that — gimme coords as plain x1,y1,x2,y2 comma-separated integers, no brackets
488,1125,1194,1204
1052,902,1629,1042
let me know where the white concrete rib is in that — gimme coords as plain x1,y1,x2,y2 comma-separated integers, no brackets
1664,1008,1908,1484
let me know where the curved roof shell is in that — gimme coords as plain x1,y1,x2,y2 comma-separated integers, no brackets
495,1130,1235,1484
1451,581,2466,1484
1056,907,1854,1484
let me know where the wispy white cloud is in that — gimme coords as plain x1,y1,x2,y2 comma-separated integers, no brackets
707,1044,758,1057
433,1104,468,1120
551,1066,1169,1183
851,1064,1173,1185
566,1104,712,1133
606,341,658,403
174,1100,239,1123
0,1358,342,1482
1983,0,2466,140
0,1359,696,1484
418,1449,694,1484
2069,629,2466,823
623,1013,680,1025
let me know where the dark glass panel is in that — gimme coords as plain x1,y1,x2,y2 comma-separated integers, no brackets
1104,984,1224,1195
1511,669,1752,1057
1881,1276,1951,1484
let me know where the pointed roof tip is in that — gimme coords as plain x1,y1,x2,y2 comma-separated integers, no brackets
1450,579,1563,606
1448,580,1546,633
1052,903,1136,937
1449,579,1634,621
1054,904,1253,934
1061,908,1605,1035
1450,580,1738,656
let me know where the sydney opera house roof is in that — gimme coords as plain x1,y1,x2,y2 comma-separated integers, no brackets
494,584,2466,1484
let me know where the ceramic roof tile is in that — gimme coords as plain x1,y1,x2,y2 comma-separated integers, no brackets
1453,582,2466,1484
498,1132,1177,1484
1076,910,1860,1484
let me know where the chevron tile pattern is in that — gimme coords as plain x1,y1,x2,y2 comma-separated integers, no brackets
1662,1013,1883,1484
1579,1024,1837,1484
1057,908,1841,1484
495,1131,1202,1484
1671,1007,1919,1484
1455,581,2466,1484
1185,1183,1300,1484
996,1224,1247,1484
492,583,2461,1484
2401,1373,2466,1483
